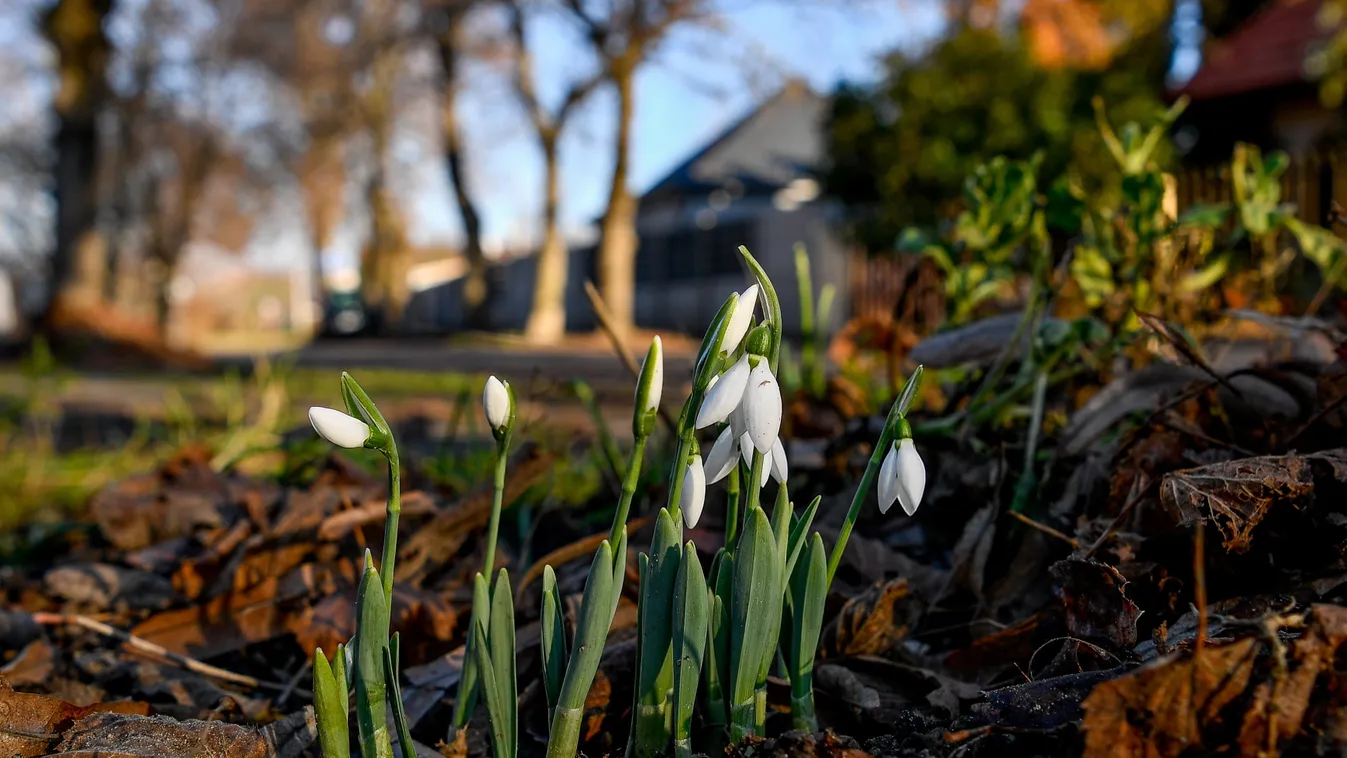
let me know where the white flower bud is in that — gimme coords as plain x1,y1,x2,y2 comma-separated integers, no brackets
482,376,511,432
681,455,706,528
641,336,664,414
742,358,781,455
704,427,739,484
309,407,371,449
695,354,750,429
720,284,759,356
770,438,788,484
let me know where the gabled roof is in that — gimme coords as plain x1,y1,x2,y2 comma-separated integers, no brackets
1174,0,1341,101
641,79,827,202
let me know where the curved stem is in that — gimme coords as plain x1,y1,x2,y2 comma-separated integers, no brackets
826,425,894,588
610,435,649,544
482,438,509,577
724,465,742,548
380,444,401,611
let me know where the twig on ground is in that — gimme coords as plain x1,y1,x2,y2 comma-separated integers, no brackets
1010,510,1080,548
1081,475,1154,560
583,280,678,435
1194,520,1208,657
33,612,291,693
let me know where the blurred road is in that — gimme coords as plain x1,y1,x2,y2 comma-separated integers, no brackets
272,338,699,398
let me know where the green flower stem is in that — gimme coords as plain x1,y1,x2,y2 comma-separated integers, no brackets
609,436,649,545
790,683,817,732
546,707,584,758
754,686,767,732
380,445,401,612
482,438,510,578
633,703,669,756
664,394,701,524
730,698,756,744
825,433,888,588
743,451,765,536
724,465,741,548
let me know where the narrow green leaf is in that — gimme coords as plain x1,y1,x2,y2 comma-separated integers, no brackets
632,510,683,757
332,643,349,721
540,566,567,718
729,506,783,710
383,638,415,758
785,496,821,580
453,575,489,728
671,542,708,758
894,365,925,417
770,485,792,568
557,541,615,712
470,610,510,758
354,566,393,758
340,371,392,438
789,535,828,695
490,569,518,758
703,549,731,732
313,649,351,758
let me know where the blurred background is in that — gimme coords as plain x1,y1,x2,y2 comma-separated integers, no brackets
1,0,1346,518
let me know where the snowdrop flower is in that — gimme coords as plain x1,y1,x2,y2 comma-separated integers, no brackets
482,376,511,433
309,407,371,449
877,436,925,516
680,454,706,528
719,283,759,357
694,354,781,454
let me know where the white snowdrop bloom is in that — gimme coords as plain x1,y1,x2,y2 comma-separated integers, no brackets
680,455,707,528
878,437,926,516
741,359,781,455
309,407,371,449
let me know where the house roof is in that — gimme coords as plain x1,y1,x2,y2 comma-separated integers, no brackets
1173,0,1340,101
641,79,827,201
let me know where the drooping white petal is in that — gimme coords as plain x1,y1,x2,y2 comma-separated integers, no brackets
877,442,900,515
720,283,759,355
770,438,789,483
730,401,748,441
482,376,511,431
695,354,750,429
309,407,371,449
680,455,707,528
742,359,782,455
894,438,927,516
704,427,739,484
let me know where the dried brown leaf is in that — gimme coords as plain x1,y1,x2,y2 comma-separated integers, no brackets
1081,639,1258,758
0,676,150,758
49,708,315,758
819,577,921,658
1161,454,1316,553
1051,559,1140,649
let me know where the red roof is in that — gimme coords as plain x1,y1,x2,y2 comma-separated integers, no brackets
1175,0,1340,101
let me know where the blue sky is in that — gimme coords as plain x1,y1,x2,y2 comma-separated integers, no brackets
397,0,949,257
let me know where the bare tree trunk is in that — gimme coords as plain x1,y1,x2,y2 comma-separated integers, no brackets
361,175,410,334
437,17,491,330
596,63,639,339
40,0,115,332
526,137,567,343
358,50,409,334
